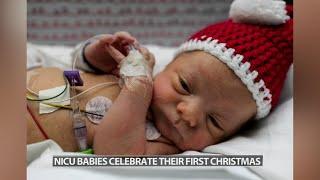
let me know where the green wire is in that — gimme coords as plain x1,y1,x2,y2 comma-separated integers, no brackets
81,148,94,154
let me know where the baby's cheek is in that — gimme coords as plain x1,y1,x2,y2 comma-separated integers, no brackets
153,74,177,104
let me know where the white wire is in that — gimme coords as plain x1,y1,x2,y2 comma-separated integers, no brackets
46,82,118,103
72,40,86,70
29,35,116,103
72,51,77,70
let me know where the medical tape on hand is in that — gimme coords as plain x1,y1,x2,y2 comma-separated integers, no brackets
119,49,151,78
119,48,153,103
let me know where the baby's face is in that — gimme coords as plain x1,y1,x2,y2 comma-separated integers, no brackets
151,51,256,151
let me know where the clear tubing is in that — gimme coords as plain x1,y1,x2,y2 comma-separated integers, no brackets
70,78,87,151
72,112,87,151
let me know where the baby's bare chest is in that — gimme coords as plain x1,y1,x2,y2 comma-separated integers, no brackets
27,67,121,151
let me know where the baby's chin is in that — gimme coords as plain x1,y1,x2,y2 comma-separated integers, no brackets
150,105,176,143
150,100,208,150
152,118,210,150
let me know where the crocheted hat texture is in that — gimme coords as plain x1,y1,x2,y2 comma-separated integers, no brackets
175,2,293,119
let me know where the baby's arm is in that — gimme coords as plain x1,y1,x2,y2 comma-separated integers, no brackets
93,45,154,155
72,32,137,74
94,80,151,155
94,81,181,155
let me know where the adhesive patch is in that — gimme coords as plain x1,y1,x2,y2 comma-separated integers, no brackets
39,85,70,114
85,96,112,124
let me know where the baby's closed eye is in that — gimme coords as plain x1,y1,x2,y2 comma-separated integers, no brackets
207,114,224,131
179,76,191,93
173,74,191,95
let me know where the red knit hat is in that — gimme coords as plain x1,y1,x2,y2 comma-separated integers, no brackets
175,0,293,119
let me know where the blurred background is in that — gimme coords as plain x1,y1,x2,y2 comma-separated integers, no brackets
27,0,233,46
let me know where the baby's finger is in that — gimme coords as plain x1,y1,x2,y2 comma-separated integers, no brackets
98,34,115,45
138,47,151,60
114,31,137,44
105,45,125,63
133,41,141,50
138,47,155,68
111,68,120,77
148,53,155,68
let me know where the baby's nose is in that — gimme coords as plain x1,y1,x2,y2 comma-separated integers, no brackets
176,102,203,127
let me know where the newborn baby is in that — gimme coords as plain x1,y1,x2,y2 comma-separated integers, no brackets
77,34,257,154
27,0,293,155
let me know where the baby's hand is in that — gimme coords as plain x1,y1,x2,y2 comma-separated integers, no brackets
105,44,156,76
106,44,155,106
84,31,139,74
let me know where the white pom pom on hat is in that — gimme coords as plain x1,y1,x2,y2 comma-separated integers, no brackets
229,0,290,25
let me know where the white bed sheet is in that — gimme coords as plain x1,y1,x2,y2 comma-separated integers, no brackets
27,43,293,180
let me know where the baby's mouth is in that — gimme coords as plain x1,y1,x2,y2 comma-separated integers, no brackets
163,113,185,140
150,103,184,142
160,109,176,127
172,118,181,125
162,110,181,128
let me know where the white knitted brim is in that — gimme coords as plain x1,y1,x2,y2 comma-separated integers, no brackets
174,36,272,119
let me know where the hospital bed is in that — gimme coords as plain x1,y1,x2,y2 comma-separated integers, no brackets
27,43,293,180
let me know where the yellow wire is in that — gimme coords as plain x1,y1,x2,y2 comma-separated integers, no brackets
42,102,71,109
26,82,118,102
48,82,118,103
27,87,38,96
